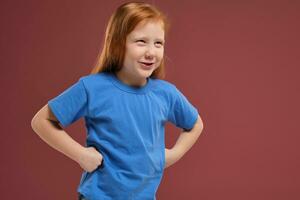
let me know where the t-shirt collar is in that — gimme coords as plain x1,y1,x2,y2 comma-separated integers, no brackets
107,72,152,94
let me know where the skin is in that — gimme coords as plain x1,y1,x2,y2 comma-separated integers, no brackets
31,20,204,173
116,20,165,87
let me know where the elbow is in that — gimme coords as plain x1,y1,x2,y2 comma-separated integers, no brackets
31,115,39,133
199,120,204,132
195,115,204,135
31,104,56,134
197,122,204,136
31,113,43,134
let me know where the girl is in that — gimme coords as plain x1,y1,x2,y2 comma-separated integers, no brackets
31,2,204,200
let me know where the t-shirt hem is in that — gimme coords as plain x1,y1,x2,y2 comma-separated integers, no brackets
48,100,68,128
183,109,199,131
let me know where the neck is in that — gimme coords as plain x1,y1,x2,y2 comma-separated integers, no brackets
115,71,147,87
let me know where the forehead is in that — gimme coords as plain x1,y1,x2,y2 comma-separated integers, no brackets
128,20,165,39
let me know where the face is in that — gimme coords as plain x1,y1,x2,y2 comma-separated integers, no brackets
116,20,165,86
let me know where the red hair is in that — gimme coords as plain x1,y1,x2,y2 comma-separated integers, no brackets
90,2,170,79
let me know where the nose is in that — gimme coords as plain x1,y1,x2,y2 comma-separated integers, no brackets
145,45,155,60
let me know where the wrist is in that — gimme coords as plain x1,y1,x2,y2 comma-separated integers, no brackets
164,147,182,168
74,145,87,164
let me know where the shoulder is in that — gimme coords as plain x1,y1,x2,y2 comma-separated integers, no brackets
149,78,184,105
151,78,176,90
79,72,110,83
78,72,112,89
150,78,179,95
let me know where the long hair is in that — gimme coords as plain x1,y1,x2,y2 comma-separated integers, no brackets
90,2,170,79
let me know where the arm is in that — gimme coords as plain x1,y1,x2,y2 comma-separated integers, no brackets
31,104,102,172
165,115,204,169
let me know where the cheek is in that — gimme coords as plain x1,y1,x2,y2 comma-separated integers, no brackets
129,48,145,61
157,49,164,60
125,44,140,58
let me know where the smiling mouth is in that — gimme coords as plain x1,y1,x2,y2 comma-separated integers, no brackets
139,62,154,70
140,62,154,66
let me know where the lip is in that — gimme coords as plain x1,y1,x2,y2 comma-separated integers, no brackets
139,61,154,70
140,61,154,65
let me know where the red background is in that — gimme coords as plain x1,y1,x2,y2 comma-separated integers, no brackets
1,0,300,199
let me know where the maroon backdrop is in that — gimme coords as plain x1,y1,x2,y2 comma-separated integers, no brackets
1,0,300,199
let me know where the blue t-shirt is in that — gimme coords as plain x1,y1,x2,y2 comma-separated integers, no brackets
48,72,199,200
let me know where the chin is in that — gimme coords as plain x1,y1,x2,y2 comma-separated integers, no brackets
137,69,154,79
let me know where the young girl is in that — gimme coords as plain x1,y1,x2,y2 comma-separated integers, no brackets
31,2,203,200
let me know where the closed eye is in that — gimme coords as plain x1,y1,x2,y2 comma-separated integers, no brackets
155,41,164,47
136,40,146,43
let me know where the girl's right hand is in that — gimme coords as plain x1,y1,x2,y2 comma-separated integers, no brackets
78,146,103,172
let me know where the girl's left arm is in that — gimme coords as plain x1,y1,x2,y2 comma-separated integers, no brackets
165,115,204,168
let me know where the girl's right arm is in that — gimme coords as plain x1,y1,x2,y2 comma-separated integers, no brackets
31,104,103,172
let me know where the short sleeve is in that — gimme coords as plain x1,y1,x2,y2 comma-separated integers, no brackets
48,78,88,128
168,86,199,131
